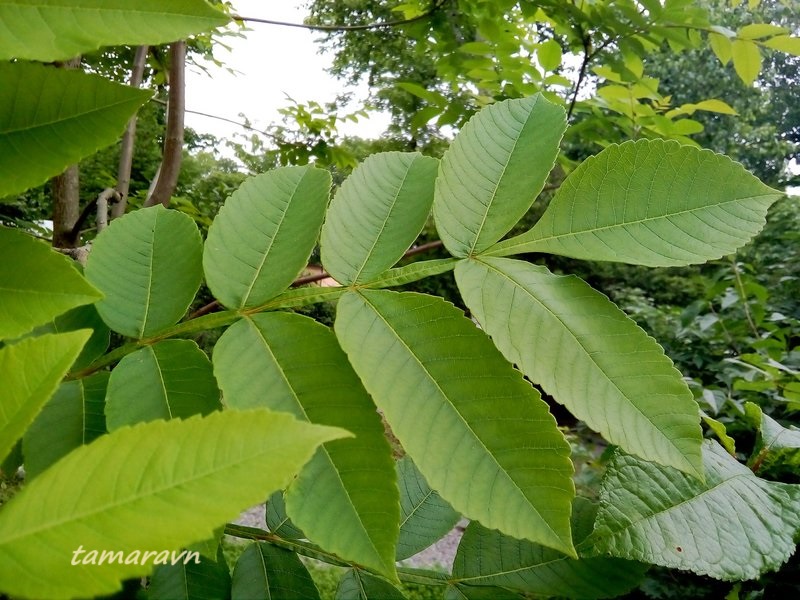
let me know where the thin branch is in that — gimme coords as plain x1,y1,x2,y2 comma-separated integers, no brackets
567,30,592,121
152,98,278,140
70,188,119,239
730,257,760,339
187,240,445,319
231,0,447,32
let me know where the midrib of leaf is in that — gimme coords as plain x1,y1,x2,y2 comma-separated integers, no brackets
1,94,147,136
3,3,223,22
248,319,387,569
398,487,435,531
80,381,87,445
0,441,296,545
455,554,569,584
357,291,562,543
466,100,534,256
239,174,305,309
139,218,158,337
150,347,173,420
351,162,413,282
355,571,368,600
256,545,271,600
491,192,777,257
476,258,695,473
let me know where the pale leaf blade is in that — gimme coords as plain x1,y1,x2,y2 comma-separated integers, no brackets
213,313,398,577
232,542,321,600
455,257,703,476
85,205,203,338
0,409,347,600
203,166,332,309
23,373,108,479
588,441,800,581
321,152,438,285
433,94,566,257
334,290,575,555
0,330,90,464
0,63,150,198
106,340,221,430
0,226,102,340
0,0,229,62
452,498,646,599
489,140,783,267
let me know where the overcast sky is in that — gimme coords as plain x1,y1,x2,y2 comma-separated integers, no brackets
184,0,389,144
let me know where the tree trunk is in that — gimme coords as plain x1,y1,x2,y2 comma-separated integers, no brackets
112,45,149,219
51,57,82,248
144,41,186,208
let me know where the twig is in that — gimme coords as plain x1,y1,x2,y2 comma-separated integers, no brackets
231,0,447,32
567,30,592,121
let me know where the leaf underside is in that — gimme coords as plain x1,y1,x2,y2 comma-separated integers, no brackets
232,542,320,600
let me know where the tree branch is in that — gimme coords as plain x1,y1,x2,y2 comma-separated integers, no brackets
232,0,447,32
144,41,186,208
567,31,592,121
112,45,149,219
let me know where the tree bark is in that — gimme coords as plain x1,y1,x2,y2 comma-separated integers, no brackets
144,41,186,208
112,45,149,219
51,57,82,248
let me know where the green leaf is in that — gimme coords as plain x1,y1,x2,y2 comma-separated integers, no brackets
213,313,398,577
0,63,150,198
85,205,203,338
455,257,703,476
150,550,231,600
0,0,229,62
709,32,733,65
588,441,800,581
266,491,305,540
396,456,460,560
731,39,762,85
334,290,575,555
396,82,447,107
681,99,738,115
0,409,347,600
0,330,90,464
321,152,438,285
0,226,102,340
452,498,646,599
204,166,332,309
488,140,783,266
537,39,562,71
736,23,788,40
433,95,566,257
29,303,110,371
745,402,800,476
336,569,406,600
232,542,320,600
23,372,108,479
762,35,800,56
445,584,523,599
106,340,221,430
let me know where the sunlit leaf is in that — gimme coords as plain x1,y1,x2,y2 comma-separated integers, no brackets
0,409,347,600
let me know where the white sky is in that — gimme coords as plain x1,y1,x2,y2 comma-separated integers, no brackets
184,0,389,145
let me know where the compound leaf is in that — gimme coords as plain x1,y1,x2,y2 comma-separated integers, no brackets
0,226,102,340
336,569,405,600
0,0,229,62
335,290,575,556
321,152,438,285
106,340,221,430
0,62,150,198
489,140,782,266
0,409,347,600
213,313,398,578
0,330,90,464
85,205,203,338
204,167,331,309
433,95,566,257
456,257,703,477
588,441,800,581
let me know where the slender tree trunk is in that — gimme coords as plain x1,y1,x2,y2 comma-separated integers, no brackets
144,41,186,208
51,57,82,248
112,45,149,219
